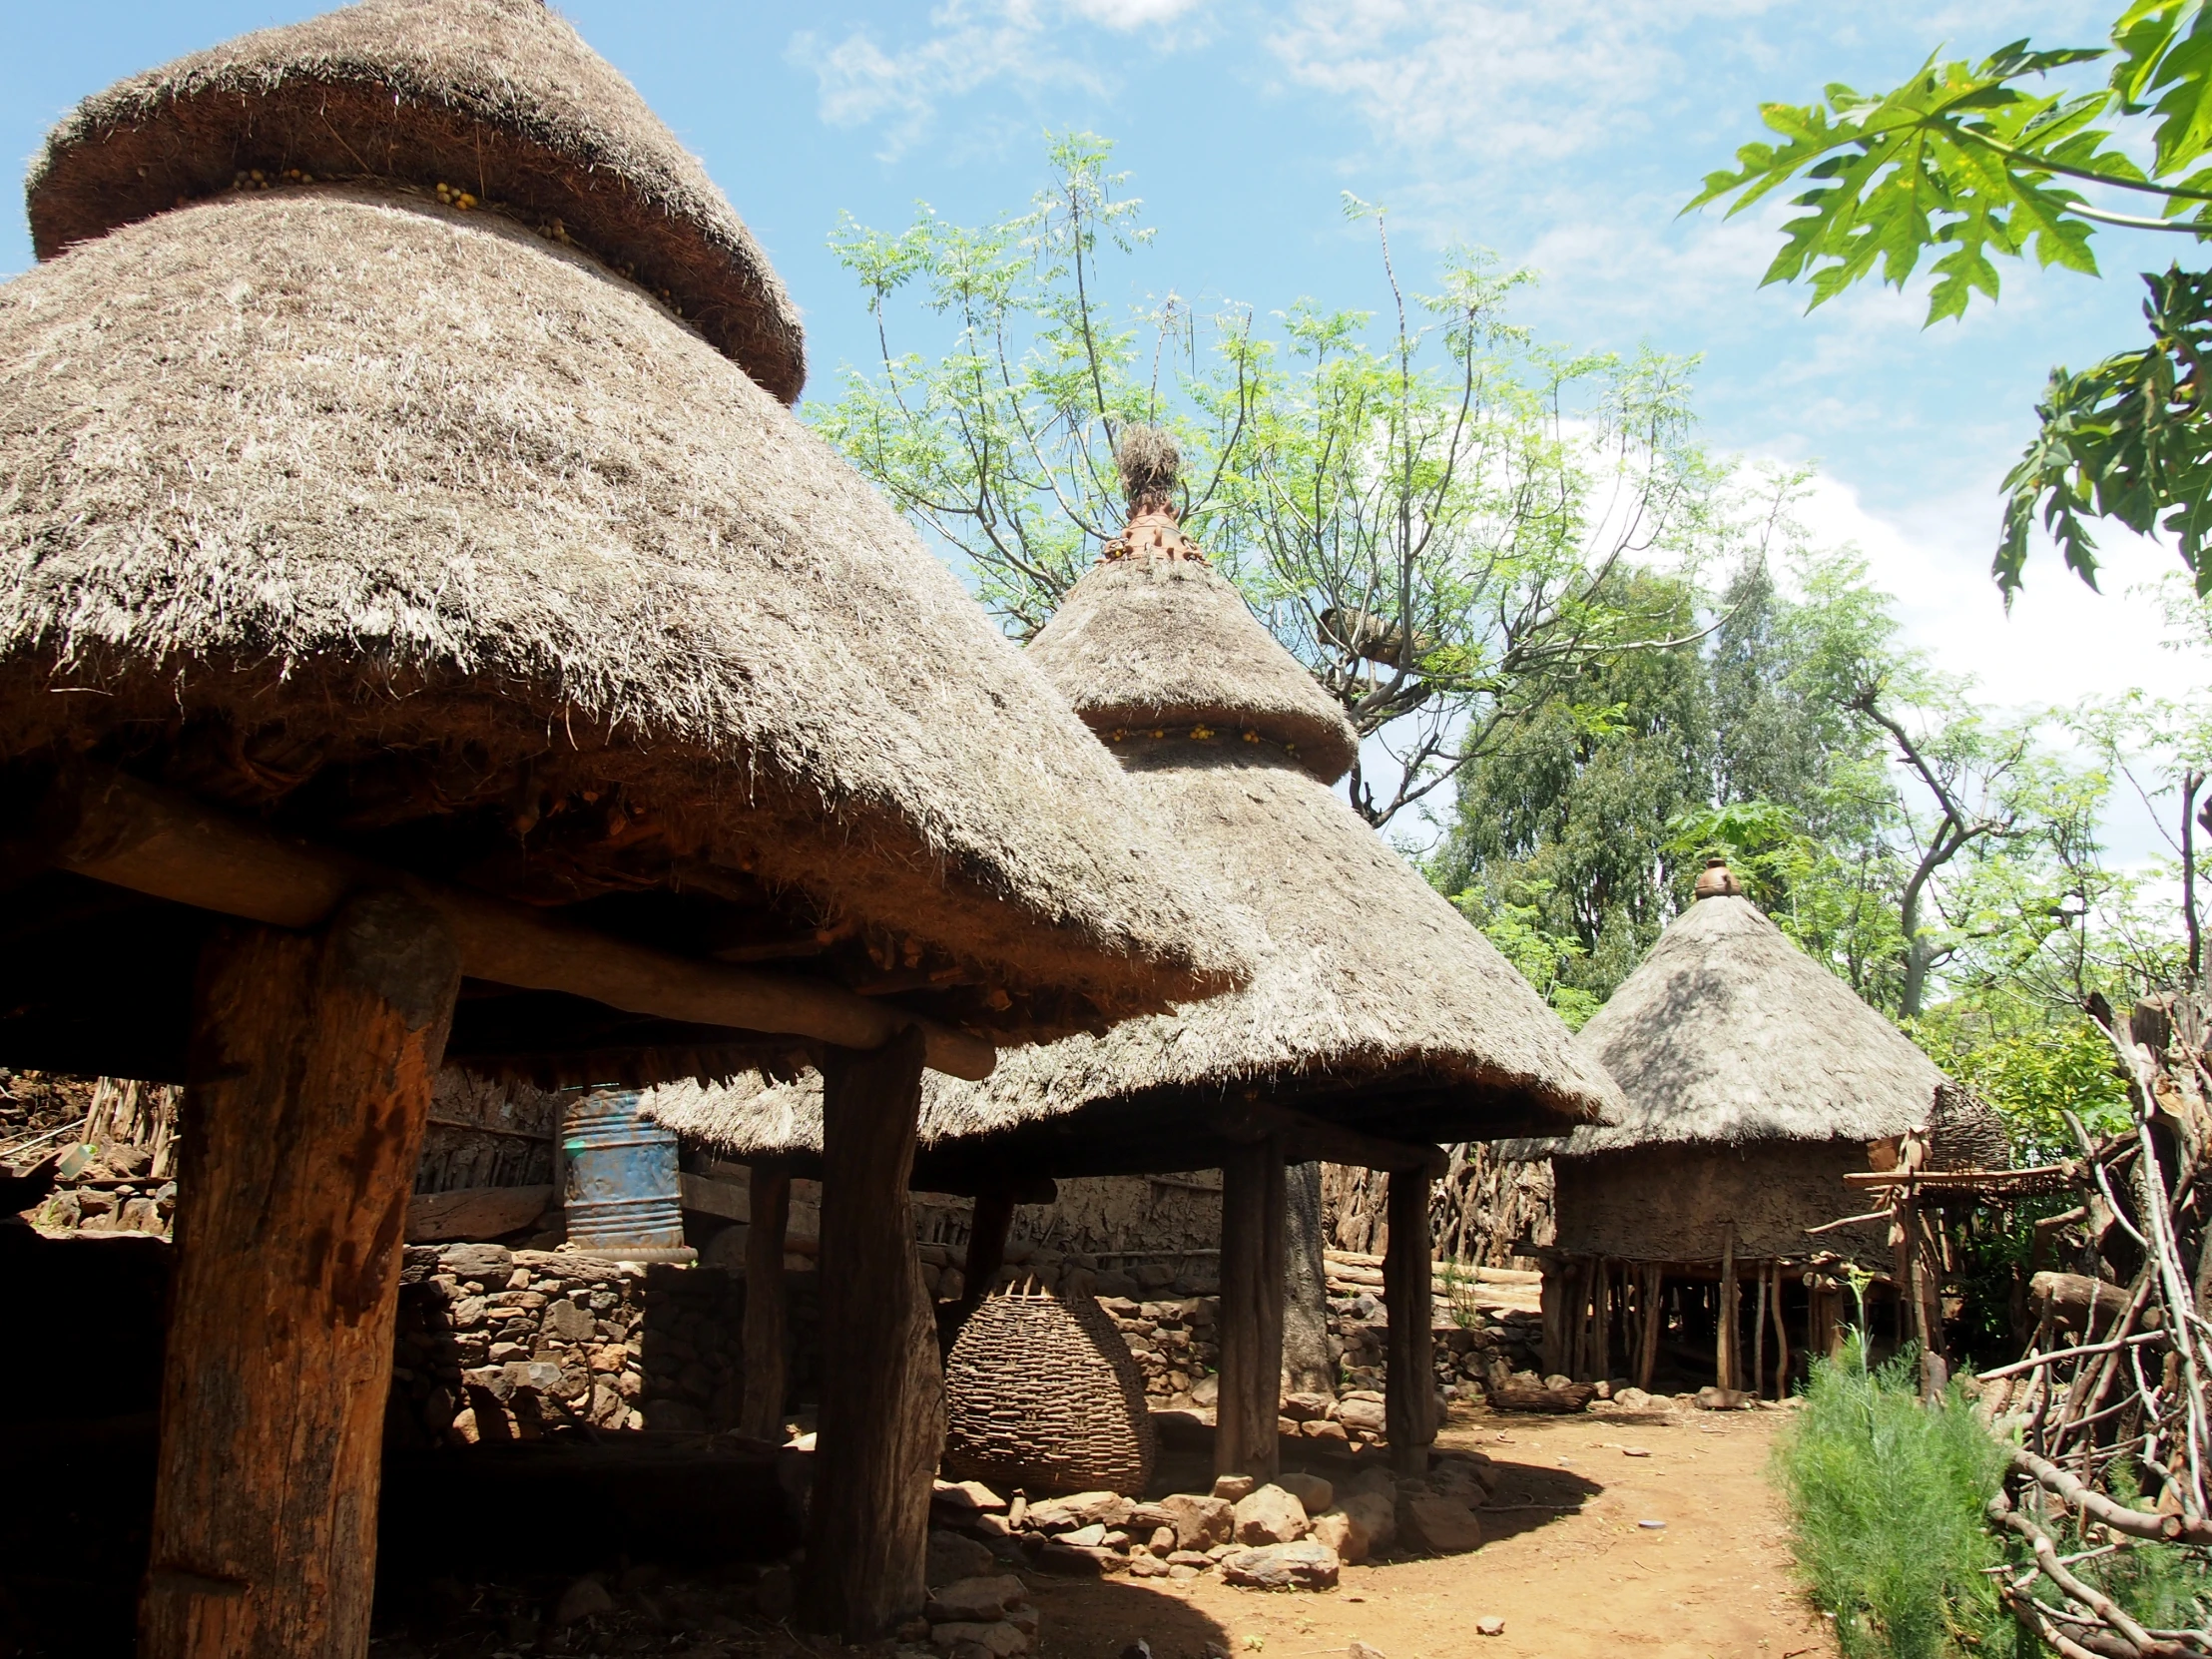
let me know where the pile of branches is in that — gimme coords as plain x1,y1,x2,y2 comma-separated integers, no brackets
1969,993,2212,1656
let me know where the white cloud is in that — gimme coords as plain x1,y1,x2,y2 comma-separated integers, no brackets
1776,469,2201,714
1067,0,1206,26
1269,0,1778,167
791,0,1209,159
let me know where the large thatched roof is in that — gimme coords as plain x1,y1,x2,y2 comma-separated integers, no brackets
0,180,1249,1062
27,0,805,401
1527,888,1995,1157
646,465,1621,1178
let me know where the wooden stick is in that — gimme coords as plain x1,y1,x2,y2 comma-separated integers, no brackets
1385,1168,1436,1475
1772,1261,1790,1399
2010,1444,2204,1542
1753,1257,1768,1401
739,1160,791,1444
1989,1501,2177,1657
1718,1225,1737,1392
802,1029,941,1640
1981,1336,2167,1380
141,889,458,1659
1636,1265,1663,1391
35,763,995,1080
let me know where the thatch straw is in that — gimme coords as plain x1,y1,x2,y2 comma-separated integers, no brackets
1116,425,1181,515
1518,891,2003,1159
0,186,1250,1033
1027,557,1362,786
646,531,1623,1169
27,0,805,401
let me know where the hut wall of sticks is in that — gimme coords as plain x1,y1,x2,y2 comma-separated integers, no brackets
1505,861,2009,1399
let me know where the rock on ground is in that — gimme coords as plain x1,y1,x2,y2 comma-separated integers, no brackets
928,1530,998,1585
1221,1540,1342,1590
1398,1494,1484,1554
925,1575,1027,1622
1159,1492,1234,1551
1232,1484,1310,1545
1275,1471,1333,1514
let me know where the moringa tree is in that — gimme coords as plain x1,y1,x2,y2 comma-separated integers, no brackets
814,133,1728,827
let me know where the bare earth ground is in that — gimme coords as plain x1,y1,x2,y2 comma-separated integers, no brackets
344,1402,1839,1659
1027,1402,1839,1659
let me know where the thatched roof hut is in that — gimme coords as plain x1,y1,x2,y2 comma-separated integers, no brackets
653,430,1618,1480
1504,862,2006,1396
1,0,1249,1087
1,7,1252,1643
1515,873,2005,1167
648,442,1620,1184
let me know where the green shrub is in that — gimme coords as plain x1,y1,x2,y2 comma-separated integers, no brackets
1772,1339,2008,1659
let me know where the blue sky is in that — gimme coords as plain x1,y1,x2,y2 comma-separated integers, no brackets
4,0,2207,801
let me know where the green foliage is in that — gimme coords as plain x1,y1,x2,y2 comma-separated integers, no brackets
1687,4,2212,597
816,134,1726,826
2002,265,2212,593
1919,1016,2132,1161
1445,877,1601,1028
1773,1340,2009,1658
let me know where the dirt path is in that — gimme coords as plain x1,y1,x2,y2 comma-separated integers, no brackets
1029,1403,1838,1659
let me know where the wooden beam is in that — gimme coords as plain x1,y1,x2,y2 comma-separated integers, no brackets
1384,1168,1435,1475
141,888,458,1659
34,764,995,1081
1205,1100,1445,1176
1216,1135,1287,1482
740,1160,791,1445
405,1183,554,1243
802,1030,941,1641
961,1190,1017,1314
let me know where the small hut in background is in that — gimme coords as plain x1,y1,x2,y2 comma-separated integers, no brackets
0,2,1247,1647
1511,860,2006,1397
649,429,1622,1481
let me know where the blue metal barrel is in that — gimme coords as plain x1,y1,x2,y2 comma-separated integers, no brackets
560,1089,695,1262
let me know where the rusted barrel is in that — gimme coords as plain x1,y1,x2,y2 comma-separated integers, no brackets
560,1089,695,1262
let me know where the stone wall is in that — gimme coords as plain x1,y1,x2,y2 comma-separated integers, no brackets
385,1242,822,1448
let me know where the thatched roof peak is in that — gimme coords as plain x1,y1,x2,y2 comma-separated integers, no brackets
26,0,805,400
1028,555,1361,785
1537,894,1991,1156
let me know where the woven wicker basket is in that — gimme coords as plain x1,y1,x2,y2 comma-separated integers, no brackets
941,1286,1157,1496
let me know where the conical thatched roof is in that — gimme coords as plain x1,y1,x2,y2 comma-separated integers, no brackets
0,33,1252,1063
646,445,1621,1175
27,0,805,401
1027,552,1361,786
1532,889,1993,1157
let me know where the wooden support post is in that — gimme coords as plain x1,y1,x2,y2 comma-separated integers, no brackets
802,1028,940,1642
739,1160,791,1443
1752,1258,1769,1401
1717,1225,1738,1392
1772,1263,1791,1399
1635,1265,1663,1392
1539,1265,1568,1379
961,1189,1018,1314
1384,1167,1436,1476
141,890,458,1659
1217,1135,1287,1481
